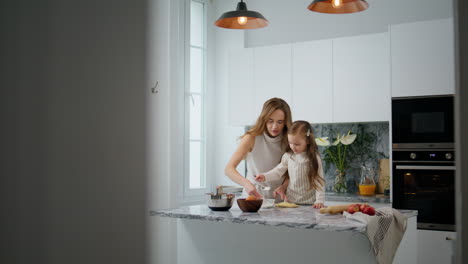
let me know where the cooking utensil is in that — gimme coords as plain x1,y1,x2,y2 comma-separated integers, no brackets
206,192,234,211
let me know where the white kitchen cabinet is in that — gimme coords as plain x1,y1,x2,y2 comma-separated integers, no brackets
228,48,256,126
292,40,333,123
390,18,455,97
333,32,391,122
418,230,456,264
253,44,292,115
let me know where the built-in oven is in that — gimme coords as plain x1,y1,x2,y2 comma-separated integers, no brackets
392,95,455,231
392,149,455,231
392,95,454,149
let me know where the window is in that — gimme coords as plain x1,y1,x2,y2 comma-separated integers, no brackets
185,0,207,197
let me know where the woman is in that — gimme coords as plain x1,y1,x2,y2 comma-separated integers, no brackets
224,98,292,200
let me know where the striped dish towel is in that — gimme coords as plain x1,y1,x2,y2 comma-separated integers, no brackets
343,207,408,264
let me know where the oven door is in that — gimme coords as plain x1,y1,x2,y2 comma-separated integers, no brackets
392,96,454,147
392,163,455,231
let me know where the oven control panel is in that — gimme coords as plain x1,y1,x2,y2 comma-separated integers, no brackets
393,150,455,162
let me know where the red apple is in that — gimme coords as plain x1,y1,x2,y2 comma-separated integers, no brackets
362,206,376,216
360,203,370,211
347,204,360,214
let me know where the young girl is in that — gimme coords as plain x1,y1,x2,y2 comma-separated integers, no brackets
255,120,325,208
224,98,292,200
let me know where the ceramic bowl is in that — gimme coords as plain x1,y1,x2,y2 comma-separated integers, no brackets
237,198,263,212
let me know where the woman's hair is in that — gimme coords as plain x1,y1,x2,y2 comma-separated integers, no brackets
242,97,292,148
287,120,325,191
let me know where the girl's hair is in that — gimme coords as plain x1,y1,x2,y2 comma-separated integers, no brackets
287,120,325,191
242,97,292,148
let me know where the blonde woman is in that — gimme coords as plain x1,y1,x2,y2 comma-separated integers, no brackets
224,98,292,201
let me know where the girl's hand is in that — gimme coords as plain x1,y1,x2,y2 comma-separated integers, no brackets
312,203,325,209
255,174,266,182
273,185,288,202
244,182,262,199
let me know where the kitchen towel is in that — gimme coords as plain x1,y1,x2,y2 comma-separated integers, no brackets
343,207,407,264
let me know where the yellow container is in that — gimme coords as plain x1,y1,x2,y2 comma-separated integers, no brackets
359,184,376,196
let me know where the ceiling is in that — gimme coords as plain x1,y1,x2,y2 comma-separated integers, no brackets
242,0,454,47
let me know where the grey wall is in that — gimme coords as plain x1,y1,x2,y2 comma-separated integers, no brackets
2,1,148,264
455,0,468,262
244,0,453,47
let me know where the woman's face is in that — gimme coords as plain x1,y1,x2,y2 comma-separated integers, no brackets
288,134,308,154
266,109,285,137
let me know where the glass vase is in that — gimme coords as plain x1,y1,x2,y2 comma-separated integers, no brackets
333,169,347,193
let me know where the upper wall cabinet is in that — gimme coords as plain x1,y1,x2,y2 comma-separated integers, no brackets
390,18,455,97
333,32,391,122
292,40,333,123
228,48,255,126
253,44,292,115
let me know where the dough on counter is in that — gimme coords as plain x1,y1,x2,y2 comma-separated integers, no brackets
275,202,299,208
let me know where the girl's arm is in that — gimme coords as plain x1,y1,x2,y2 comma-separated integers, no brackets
262,153,290,182
224,134,261,198
274,177,289,201
314,155,326,206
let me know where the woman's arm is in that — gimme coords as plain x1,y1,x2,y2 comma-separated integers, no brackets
224,134,261,198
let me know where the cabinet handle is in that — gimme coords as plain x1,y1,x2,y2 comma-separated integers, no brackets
446,237,454,240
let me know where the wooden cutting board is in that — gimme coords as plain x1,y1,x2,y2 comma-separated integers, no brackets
377,159,390,194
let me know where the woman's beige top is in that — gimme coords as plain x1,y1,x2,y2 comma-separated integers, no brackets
263,152,325,205
244,132,286,200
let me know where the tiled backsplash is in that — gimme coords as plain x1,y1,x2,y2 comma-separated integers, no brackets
312,122,389,193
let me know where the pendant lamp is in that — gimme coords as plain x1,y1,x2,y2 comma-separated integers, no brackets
308,0,369,14
214,0,269,30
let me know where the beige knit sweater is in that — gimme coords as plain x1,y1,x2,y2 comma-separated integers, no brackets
263,152,325,205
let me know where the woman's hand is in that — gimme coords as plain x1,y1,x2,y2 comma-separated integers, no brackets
244,182,262,199
273,185,288,202
255,174,265,182
312,203,325,209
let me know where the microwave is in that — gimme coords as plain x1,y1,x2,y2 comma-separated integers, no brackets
392,95,454,149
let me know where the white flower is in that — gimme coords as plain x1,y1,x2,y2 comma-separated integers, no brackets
332,133,343,146
341,131,357,145
315,137,330,146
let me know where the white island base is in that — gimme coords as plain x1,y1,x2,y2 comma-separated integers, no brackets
176,216,417,264
154,205,417,264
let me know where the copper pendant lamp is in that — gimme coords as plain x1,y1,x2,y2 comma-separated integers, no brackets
308,0,369,14
214,0,269,30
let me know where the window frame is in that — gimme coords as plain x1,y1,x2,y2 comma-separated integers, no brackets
183,0,209,200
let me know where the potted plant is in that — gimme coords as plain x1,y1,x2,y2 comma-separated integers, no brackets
315,131,357,193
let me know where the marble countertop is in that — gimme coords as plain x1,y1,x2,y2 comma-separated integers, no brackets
151,204,416,233
326,192,391,203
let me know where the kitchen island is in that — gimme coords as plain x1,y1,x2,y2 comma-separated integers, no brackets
152,204,417,264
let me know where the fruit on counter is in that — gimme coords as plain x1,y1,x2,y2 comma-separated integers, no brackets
362,206,376,216
359,203,370,211
319,204,352,214
246,195,258,201
347,204,360,214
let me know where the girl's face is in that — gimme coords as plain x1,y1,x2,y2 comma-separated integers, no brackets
288,134,308,154
266,109,285,138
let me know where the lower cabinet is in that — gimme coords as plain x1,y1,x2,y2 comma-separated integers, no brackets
418,230,456,264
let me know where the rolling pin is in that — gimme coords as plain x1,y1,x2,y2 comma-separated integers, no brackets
319,204,352,214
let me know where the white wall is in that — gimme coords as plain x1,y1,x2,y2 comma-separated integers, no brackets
244,0,453,47
212,0,248,186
